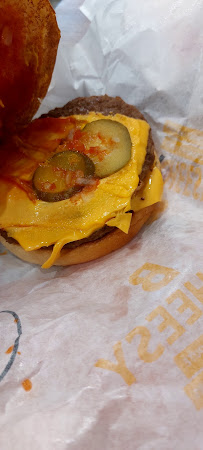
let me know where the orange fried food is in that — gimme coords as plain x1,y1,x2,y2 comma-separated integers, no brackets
0,0,60,137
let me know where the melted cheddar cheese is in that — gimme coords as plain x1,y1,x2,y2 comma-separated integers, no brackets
0,113,163,268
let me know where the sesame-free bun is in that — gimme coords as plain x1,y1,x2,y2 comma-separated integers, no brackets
0,0,60,135
0,205,156,267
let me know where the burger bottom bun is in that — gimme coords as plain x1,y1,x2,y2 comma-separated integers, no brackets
0,204,158,267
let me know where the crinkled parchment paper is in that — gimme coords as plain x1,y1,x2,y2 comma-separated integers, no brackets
0,0,203,448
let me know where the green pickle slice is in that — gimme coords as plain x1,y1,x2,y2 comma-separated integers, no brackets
83,119,132,178
33,150,95,202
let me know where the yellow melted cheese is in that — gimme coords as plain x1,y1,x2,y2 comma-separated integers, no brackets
0,113,163,268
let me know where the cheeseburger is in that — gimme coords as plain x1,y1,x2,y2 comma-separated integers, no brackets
0,0,163,269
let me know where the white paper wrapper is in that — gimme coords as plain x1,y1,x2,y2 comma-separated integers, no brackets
0,1,203,448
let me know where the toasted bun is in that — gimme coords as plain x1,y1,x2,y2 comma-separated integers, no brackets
0,205,157,267
0,0,60,136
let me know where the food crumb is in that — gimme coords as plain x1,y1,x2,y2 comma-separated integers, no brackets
5,345,21,355
5,345,14,354
22,379,32,392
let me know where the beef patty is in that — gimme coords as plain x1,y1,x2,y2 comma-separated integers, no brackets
1,95,155,248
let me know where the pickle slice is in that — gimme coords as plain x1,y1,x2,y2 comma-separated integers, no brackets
33,150,95,202
83,119,132,178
